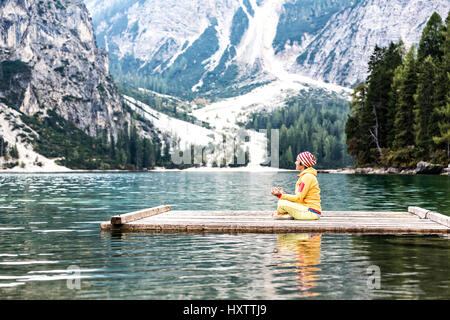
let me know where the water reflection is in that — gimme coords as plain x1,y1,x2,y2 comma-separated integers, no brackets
276,233,322,297
352,235,450,299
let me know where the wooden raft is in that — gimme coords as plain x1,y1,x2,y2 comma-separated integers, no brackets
100,206,450,234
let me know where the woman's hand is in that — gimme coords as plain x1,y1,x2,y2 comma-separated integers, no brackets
271,187,277,196
271,187,284,197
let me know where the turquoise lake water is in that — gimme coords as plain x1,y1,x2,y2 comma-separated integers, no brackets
0,172,449,299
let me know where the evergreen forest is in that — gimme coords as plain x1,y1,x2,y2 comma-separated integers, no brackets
246,89,354,169
345,12,450,168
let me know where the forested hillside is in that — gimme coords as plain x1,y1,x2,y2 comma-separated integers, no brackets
246,90,353,169
345,11,450,168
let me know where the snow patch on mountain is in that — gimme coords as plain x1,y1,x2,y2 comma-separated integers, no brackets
235,0,284,73
124,94,276,168
0,105,70,172
124,95,216,148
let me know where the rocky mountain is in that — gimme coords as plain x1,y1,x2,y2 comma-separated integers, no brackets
1,0,128,135
293,0,450,86
0,0,155,170
85,0,449,97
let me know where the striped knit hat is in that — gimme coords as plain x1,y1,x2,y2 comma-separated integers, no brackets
297,151,317,167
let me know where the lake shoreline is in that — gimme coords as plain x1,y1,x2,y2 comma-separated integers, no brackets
0,166,291,173
1,165,449,175
318,166,450,176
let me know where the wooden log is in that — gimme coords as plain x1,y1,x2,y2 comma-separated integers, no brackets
408,206,429,219
409,206,450,227
426,211,450,227
110,205,171,225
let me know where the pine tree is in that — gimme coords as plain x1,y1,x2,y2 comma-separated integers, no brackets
385,39,406,149
360,86,381,164
135,138,143,169
129,124,139,168
345,83,369,165
142,138,155,169
109,132,116,159
415,12,445,160
117,149,127,169
393,45,417,150
414,56,438,158
115,128,129,168
279,124,288,156
365,42,403,156
9,144,19,159
284,146,294,168
432,12,450,159
433,100,450,159
417,12,445,62
0,137,7,158
389,65,402,147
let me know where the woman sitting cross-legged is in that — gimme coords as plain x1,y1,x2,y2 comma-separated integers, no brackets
271,151,321,220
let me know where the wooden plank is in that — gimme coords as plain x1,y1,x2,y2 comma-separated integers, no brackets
126,224,446,231
110,205,171,225
129,211,433,224
142,212,416,221
141,218,434,227
161,210,413,217
150,212,414,218
101,221,448,234
120,219,448,229
140,213,423,224
143,215,422,222
136,224,445,231
130,219,447,228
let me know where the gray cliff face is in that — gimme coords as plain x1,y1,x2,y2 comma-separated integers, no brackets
293,0,450,86
0,0,130,138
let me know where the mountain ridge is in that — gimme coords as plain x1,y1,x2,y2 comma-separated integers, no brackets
85,0,449,96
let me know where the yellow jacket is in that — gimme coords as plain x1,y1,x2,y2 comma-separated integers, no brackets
279,167,321,212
